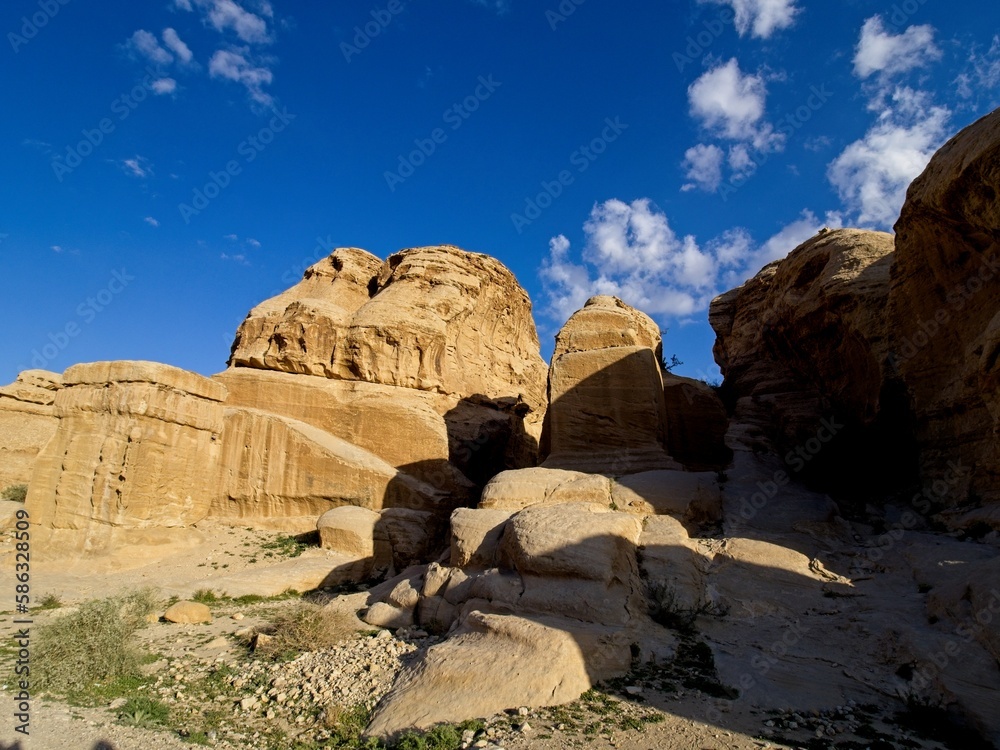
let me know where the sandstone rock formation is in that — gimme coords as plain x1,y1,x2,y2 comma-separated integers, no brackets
26,362,227,542
709,229,907,499
890,107,1000,524
214,408,447,532
222,245,548,500
662,372,731,470
541,296,679,474
0,369,61,489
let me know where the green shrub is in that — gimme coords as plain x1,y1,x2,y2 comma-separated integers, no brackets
117,695,170,727
1,484,27,503
33,588,158,699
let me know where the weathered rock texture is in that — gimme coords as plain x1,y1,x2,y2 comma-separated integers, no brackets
213,407,447,531
541,296,679,474
0,370,62,489
26,362,227,535
222,245,548,500
709,229,909,498
890,107,1000,522
229,245,547,415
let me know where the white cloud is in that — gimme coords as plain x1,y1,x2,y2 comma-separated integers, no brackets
162,28,194,64
681,144,724,192
757,209,843,264
221,252,250,265
540,201,847,329
51,245,63,253
688,59,784,152
121,156,153,178
151,77,178,95
126,29,173,66
827,88,951,229
186,0,272,44
144,216,160,227
853,17,941,80
699,0,800,39
246,238,261,248
224,233,239,241
209,48,274,105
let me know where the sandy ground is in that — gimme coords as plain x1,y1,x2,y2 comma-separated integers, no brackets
0,523,955,750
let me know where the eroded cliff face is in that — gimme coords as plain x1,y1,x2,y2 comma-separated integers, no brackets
709,109,1000,530
229,244,547,416
709,229,912,503
0,369,62,489
890,108,1000,528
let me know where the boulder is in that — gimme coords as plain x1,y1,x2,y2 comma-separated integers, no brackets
0,370,62,489
164,601,212,624
449,508,513,568
612,471,723,527
375,508,442,571
26,362,226,536
479,468,611,512
317,506,382,557
540,297,679,474
365,611,632,738
498,502,644,625
890,107,1000,523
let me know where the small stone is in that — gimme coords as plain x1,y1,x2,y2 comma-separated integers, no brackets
108,698,127,710
625,685,643,695
240,697,257,710
232,613,245,620
163,601,212,624
517,706,529,716
518,722,532,733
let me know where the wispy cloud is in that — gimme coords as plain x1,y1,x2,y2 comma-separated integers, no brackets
177,0,274,44
144,216,160,227
220,252,250,265
121,156,153,178
208,47,274,106
698,0,800,39
681,144,725,192
162,27,194,64
125,29,174,65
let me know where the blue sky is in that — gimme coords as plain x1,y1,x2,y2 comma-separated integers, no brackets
2,0,998,385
